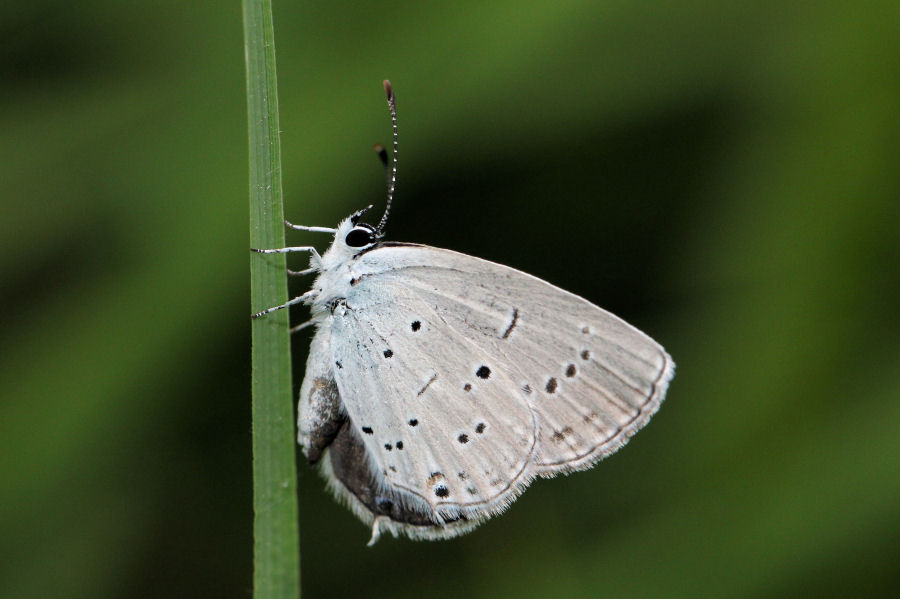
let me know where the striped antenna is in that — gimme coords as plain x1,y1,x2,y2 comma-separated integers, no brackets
376,80,398,235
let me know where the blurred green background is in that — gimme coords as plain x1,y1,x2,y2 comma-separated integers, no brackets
2,1,898,597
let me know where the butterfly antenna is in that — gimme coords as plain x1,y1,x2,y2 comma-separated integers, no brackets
376,79,398,236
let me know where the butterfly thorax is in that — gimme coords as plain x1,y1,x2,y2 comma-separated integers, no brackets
305,216,374,314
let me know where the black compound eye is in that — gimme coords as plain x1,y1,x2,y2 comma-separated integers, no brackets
345,226,375,248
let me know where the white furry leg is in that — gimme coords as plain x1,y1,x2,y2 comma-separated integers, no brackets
367,516,388,547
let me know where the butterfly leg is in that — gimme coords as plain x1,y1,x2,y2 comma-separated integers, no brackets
287,267,316,277
250,290,315,319
284,220,336,234
251,245,322,259
289,318,316,335
251,244,323,271
368,516,388,547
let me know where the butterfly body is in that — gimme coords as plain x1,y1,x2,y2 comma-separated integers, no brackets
291,214,675,543
248,80,675,544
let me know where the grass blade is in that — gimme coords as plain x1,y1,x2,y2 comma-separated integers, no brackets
243,0,300,597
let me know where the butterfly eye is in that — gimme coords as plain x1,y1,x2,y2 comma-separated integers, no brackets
345,225,376,248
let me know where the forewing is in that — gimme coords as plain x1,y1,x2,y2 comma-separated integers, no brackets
327,285,538,523
354,244,674,476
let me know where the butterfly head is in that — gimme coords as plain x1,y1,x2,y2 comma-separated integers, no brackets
321,207,383,268
343,221,379,249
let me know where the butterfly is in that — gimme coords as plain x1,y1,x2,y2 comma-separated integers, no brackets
252,81,674,544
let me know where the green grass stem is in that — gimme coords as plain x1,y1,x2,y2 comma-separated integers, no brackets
243,0,300,597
